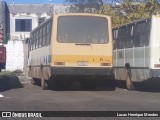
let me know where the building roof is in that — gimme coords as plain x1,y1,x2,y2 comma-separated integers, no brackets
8,4,69,15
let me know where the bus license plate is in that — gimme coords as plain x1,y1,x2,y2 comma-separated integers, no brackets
77,61,88,66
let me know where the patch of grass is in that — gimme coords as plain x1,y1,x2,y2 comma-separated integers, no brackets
12,69,23,76
0,71,12,76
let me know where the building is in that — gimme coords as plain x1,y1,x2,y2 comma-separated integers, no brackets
6,4,69,72
9,4,69,40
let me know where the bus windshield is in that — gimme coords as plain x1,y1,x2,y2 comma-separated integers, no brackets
57,16,108,44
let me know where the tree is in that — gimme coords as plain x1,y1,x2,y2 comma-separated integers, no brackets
65,0,160,26
99,0,160,26
65,0,104,13
64,0,147,13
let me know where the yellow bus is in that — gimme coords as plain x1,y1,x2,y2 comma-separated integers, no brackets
28,13,113,89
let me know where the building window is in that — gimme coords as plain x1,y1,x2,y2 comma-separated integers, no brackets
15,19,32,32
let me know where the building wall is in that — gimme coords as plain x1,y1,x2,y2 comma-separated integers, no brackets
6,40,24,71
9,4,70,41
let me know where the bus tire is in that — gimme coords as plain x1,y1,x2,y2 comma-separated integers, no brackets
41,69,47,90
125,63,135,91
41,77,47,90
31,78,36,85
32,78,40,85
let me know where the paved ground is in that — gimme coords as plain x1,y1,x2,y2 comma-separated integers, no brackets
0,75,160,120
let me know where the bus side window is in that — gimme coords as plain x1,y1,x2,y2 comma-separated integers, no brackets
49,21,52,44
113,29,118,50
39,28,42,48
34,32,37,49
145,32,150,46
42,24,47,46
29,38,31,51
31,33,34,50
143,21,150,46
35,31,38,48
113,39,116,50
117,39,125,49
133,23,140,47
41,26,44,47
133,20,150,47
139,34,146,47
46,20,52,45
117,27,126,49
134,35,140,47
34,31,36,49
125,25,133,48
125,38,134,48
46,22,50,45
29,34,31,50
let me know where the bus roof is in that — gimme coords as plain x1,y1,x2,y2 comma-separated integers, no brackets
113,16,152,29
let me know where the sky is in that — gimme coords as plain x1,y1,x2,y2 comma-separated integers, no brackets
4,0,65,4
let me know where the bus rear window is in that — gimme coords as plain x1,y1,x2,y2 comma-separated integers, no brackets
57,16,108,44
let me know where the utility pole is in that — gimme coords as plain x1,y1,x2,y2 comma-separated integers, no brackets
49,0,54,15
13,0,15,5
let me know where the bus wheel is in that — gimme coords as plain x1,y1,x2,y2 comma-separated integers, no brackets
32,78,40,85
125,63,135,91
41,77,47,90
41,70,47,90
31,78,36,85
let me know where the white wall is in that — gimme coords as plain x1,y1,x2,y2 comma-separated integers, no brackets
6,40,24,71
